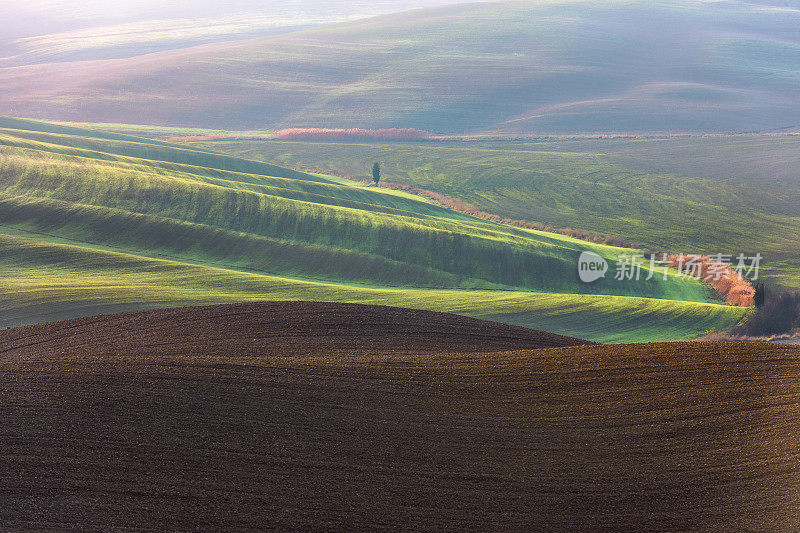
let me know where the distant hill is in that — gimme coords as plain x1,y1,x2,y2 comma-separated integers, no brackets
0,0,466,66
2,0,799,133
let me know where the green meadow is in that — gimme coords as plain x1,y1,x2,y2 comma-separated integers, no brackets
206,137,800,289
0,234,744,344
0,119,748,341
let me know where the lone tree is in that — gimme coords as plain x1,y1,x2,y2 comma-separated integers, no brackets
372,162,381,185
753,282,767,308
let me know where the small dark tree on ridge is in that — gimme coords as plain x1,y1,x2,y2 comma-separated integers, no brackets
372,162,381,185
754,282,766,308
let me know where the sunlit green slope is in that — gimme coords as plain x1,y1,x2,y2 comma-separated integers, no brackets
0,120,747,341
0,233,745,343
207,138,800,289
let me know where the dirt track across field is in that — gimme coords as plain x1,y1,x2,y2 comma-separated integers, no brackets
1,302,799,531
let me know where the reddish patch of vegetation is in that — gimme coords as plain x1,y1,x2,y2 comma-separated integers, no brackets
168,129,431,143
338,174,642,247
419,190,640,247
272,128,431,141
663,254,755,307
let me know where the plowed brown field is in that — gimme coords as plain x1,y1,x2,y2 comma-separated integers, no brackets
1,302,799,531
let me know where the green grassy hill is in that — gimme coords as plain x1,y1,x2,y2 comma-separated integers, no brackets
205,137,800,289
0,119,746,341
0,117,318,180
2,1,799,133
0,233,744,344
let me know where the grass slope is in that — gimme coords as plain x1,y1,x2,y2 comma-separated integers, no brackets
2,307,798,529
0,118,320,181
0,233,745,343
0,121,747,341
1,1,799,133
208,137,800,288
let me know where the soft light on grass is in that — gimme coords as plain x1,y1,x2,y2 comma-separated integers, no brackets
0,121,749,342
0,235,746,343
205,138,800,289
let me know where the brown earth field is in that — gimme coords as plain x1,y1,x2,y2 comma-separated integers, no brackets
1,301,800,531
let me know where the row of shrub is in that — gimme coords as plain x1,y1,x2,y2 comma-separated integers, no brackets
168,128,432,143
662,254,755,307
336,175,642,247
271,128,431,142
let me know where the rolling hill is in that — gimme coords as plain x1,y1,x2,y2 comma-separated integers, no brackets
2,0,800,133
0,0,466,66
0,118,747,342
205,135,800,289
2,302,799,530
4,3,796,530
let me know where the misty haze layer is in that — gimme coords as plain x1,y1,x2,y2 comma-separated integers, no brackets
0,0,468,64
